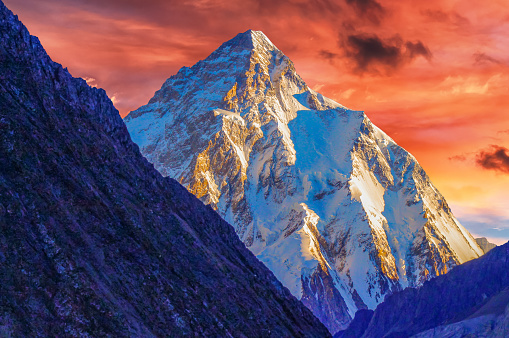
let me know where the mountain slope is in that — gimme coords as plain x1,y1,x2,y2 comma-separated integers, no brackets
354,241,509,337
476,237,497,254
0,3,330,336
124,30,483,333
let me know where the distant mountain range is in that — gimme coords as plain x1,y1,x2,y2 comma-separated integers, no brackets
0,2,329,336
335,241,509,337
476,237,497,254
125,29,483,333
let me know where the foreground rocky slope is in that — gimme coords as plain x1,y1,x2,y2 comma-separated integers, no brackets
0,3,330,336
335,241,509,337
125,30,483,333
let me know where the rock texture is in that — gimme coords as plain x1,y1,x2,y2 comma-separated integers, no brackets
476,237,497,254
124,30,483,333
333,309,374,338
0,3,331,336
349,241,509,337
414,299,509,338
414,297,509,338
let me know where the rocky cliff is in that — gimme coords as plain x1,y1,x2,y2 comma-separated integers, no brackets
0,3,330,336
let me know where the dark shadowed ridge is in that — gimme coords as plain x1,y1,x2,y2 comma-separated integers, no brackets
0,2,330,336
338,241,509,337
333,309,374,338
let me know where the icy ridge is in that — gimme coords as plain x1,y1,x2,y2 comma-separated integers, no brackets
125,30,483,334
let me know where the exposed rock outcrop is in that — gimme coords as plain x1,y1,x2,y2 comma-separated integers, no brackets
0,3,330,336
476,237,497,254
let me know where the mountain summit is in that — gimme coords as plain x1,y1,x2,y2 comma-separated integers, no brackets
125,30,483,333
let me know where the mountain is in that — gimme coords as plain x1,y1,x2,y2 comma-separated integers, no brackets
124,30,483,333
333,309,374,338
476,237,497,254
336,241,509,337
0,3,330,336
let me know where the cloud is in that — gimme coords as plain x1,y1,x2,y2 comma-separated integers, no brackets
319,49,338,60
452,205,509,245
312,84,325,92
440,75,498,95
476,145,509,173
346,35,401,71
346,0,383,12
457,217,509,245
473,52,501,66
345,0,385,24
253,0,342,19
405,41,432,60
109,93,119,105
340,88,356,99
449,154,467,162
345,34,431,73
318,49,339,64
83,77,98,88
420,9,470,28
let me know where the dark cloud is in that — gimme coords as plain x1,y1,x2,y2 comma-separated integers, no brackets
421,9,470,27
421,9,449,22
405,41,432,60
473,52,501,66
476,145,509,173
345,34,432,73
253,0,342,19
319,50,339,63
345,0,385,24
347,35,401,70
346,0,383,12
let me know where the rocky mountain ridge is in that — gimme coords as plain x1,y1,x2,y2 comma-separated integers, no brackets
476,237,497,254
335,241,509,337
0,3,330,336
125,29,484,333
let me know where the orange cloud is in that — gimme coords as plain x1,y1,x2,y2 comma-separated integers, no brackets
5,0,509,242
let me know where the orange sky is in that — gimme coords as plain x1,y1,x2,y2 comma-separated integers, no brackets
5,0,509,244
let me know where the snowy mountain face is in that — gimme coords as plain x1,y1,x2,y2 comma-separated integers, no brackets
125,30,483,333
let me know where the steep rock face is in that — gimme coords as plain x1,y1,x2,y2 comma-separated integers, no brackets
359,242,509,337
125,30,483,333
0,3,330,337
476,237,497,254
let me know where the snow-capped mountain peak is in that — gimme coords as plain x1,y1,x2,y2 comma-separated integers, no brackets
124,30,483,334
218,29,278,55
